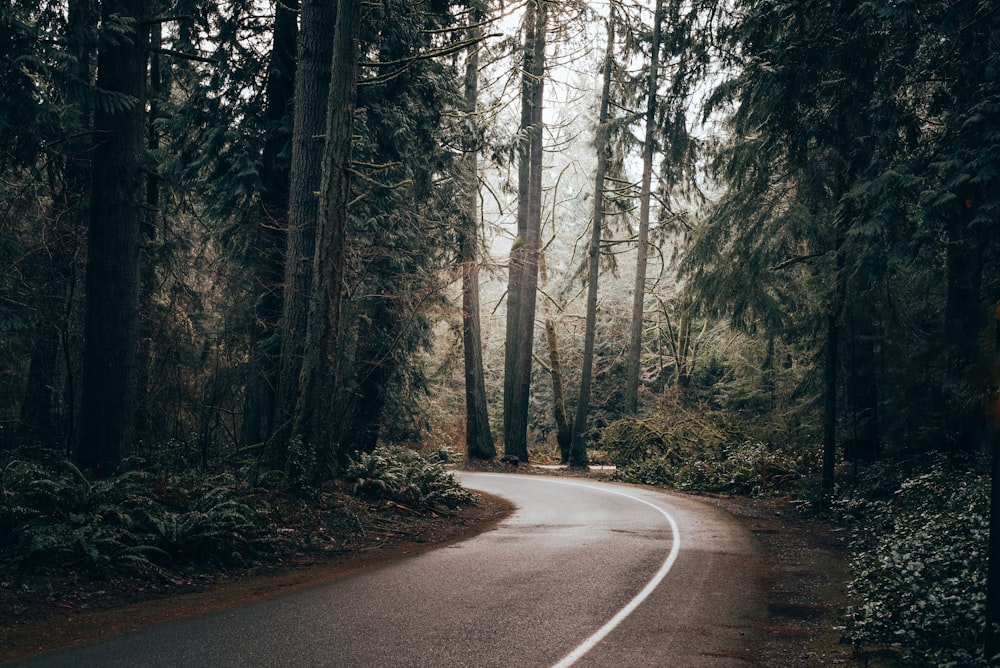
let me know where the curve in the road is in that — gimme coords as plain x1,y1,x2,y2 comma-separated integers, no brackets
537,478,681,668
8,472,762,668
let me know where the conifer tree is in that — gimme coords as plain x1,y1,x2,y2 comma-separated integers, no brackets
461,8,496,461
76,0,147,473
503,0,546,463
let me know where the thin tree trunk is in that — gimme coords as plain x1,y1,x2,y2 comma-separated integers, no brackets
270,0,336,467
503,0,546,463
542,318,571,461
625,0,664,415
293,0,361,471
537,250,570,463
822,243,846,498
570,10,616,469
75,0,147,474
133,17,162,451
461,22,495,461
845,315,879,461
18,0,94,452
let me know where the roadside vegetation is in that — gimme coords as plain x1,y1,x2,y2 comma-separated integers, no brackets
0,447,474,582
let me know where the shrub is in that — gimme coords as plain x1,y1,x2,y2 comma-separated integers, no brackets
613,439,809,496
599,413,727,468
344,445,475,510
841,455,989,666
0,457,267,574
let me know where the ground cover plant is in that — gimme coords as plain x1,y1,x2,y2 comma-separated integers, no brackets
0,448,475,580
836,455,990,666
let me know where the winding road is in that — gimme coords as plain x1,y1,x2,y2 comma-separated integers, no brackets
8,473,765,667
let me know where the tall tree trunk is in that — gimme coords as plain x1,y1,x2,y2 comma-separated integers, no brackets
242,1,297,447
503,0,546,462
822,243,846,498
461,21,495,461
845,314,879,461
342,302,393,456
625,0,664,415
570,10,615,469
270,0,336,467
293,0,361,471
75,0,147,474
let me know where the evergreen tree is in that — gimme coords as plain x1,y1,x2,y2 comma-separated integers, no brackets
76,0,148,473
503,0,546,463
460,5,496,461
569,6,617,469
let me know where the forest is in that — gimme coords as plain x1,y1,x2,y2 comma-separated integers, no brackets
1,0,998,664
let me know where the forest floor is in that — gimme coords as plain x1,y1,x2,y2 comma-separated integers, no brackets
0,469,856,666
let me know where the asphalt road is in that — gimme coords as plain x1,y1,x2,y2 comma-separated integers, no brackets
8,473,765,667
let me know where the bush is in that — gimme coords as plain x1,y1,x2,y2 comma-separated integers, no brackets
613,439,809,496
344,445,475,510
0,458,268,574
599,413,726,468
840,455,989,666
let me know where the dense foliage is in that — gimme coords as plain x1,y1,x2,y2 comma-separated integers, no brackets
838,456,990,665
344,445,476,511
0,457,267,573
0,449,473,576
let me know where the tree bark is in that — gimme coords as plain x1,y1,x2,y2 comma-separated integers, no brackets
241,1,297,448
625,0,664,415
293,0,361,470
75,0,147,474
503,0,546,462
845,315,879,461
570,9,616,469
270,0,336,467
537,248,571,463
460,21,495,461
19,0,94,452
543,318,572,462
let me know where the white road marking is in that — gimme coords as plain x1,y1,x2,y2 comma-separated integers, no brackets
457,473,683,668
530,478,682,668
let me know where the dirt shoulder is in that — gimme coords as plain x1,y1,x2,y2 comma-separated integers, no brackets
1,481,854,667
699,494,855,667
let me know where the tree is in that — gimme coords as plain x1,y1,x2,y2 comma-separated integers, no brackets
623,0,664,415
460,13,496,461
240,1,297,448
75,0,147,473
502,0,546,463
270,0,337,467
292,0,362,467
569,6,618,469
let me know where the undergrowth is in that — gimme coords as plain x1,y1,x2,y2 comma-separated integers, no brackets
604,413,814,496
0,458,268,575
836,454,990,666
344,445,475,510
1,445,473,578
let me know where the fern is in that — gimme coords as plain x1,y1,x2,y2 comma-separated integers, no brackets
344,445,474,510
0,458,268,574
